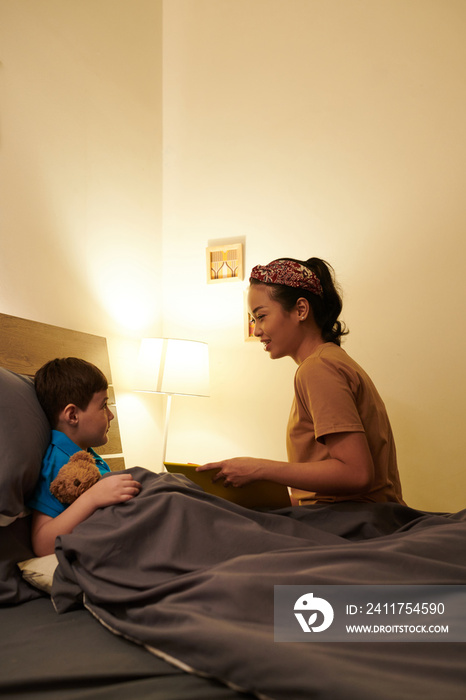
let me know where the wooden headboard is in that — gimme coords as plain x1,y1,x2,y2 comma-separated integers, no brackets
0,313,125,471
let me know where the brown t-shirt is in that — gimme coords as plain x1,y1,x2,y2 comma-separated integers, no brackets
286,343,405,505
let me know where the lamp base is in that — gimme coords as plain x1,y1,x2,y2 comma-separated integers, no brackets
161,394,172,468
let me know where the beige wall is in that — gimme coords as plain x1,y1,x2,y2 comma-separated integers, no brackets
162,0,466,512
0,0,164,468
1,1,465,511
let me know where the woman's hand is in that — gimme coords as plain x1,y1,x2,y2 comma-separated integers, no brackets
196,458,264,488
196,432,374,495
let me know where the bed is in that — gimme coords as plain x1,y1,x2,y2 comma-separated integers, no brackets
1,312,465,700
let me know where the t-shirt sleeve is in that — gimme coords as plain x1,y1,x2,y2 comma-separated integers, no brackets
27,452,67,518
295,355,364,442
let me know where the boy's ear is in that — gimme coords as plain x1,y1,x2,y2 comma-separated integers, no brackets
62,403,79,426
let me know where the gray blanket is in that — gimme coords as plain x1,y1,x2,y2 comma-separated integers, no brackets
52,467,466,700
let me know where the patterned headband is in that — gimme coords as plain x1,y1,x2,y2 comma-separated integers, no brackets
249,259,323,297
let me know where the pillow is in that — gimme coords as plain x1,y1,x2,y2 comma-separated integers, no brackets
17,554,58,595
0,516,44,603
0,367,50,603
0,367,50,523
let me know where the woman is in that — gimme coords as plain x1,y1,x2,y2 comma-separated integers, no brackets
197,257,405,505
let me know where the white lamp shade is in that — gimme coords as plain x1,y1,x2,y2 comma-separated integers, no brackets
135,338,210,397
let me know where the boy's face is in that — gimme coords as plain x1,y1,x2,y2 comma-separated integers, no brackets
75,390,114,450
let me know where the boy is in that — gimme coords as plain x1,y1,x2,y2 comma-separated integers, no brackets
29,357,141,556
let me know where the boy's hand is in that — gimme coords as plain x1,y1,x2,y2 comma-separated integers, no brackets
31,474,142,557
83,473,142,508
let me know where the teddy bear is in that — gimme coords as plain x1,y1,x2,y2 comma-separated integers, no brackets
50,450,101,505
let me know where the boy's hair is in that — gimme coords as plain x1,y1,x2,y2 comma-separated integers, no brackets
35,357,108,428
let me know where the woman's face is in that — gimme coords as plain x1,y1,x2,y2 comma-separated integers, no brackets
248,285,301,361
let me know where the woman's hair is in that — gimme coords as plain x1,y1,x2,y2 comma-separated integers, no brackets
35,357,108,427
250,257,348,345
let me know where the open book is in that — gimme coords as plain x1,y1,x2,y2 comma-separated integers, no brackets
164,462,290,509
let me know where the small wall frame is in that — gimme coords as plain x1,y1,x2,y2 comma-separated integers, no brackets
206,243,243,283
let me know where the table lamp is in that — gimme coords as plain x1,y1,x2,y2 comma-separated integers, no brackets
134,337,210,465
